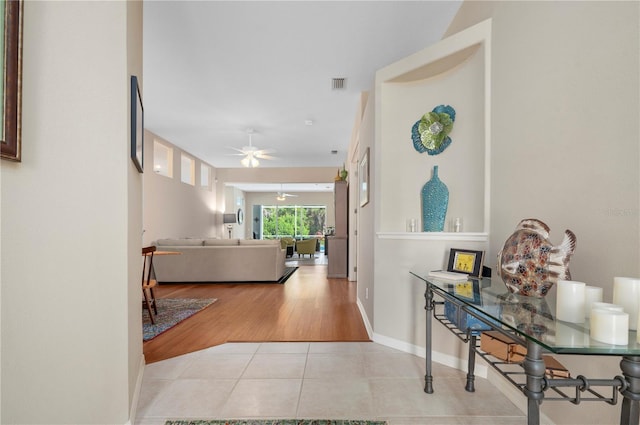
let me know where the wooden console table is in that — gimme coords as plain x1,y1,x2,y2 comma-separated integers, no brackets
410,270,640,425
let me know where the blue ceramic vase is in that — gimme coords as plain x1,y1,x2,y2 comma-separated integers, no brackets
421,165,449,232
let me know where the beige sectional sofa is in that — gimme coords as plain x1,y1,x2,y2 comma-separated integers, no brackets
152,238,286,283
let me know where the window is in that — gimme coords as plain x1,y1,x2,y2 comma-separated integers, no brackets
261,205,326,240
181,153,195,185
200,163,211,189
153,140,173,177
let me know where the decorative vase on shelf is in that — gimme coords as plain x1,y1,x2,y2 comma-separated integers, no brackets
421,165,449,232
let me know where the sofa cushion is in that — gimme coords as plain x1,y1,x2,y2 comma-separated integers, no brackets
204,238,240,246
156,238,204,246
239,239,280,246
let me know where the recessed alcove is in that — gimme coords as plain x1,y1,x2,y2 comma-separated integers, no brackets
376,19,491,240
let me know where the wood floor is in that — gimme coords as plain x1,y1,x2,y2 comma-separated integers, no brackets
143,265,370,363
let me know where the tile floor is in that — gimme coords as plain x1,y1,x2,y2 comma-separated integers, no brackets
135,341,526,425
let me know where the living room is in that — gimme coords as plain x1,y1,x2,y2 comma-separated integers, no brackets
1,2,638,425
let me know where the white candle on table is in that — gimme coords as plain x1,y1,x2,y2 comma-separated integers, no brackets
613,277,640,330
556,280,586,323
584,286,603,318
590,308,629,345
591,302,624,312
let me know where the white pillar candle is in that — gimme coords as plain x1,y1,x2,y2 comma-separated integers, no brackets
613,277,640,331
556,280,586,323
584,286,604,318
591,302,624,312
590,308,629,345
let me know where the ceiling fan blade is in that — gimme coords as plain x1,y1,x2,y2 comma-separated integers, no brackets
256,153,277,160
227,146,248,154
255,148,276,155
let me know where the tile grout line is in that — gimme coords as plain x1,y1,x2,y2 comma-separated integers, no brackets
294,342,312,418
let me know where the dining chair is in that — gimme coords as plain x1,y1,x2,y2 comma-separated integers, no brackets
142,245,158,324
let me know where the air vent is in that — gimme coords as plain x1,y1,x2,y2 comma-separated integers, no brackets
332,78,346,90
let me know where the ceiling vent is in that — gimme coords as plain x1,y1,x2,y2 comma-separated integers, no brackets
332,78,346,90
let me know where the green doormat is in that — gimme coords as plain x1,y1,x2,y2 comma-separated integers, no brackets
165,421,387,425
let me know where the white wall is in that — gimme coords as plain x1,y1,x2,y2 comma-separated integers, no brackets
143,131,218,245
224,185,246,239
445,2,639,424
361,2,639,425
1,2,143,423
352,93,376,327
379,45,486,233
371,19,491,361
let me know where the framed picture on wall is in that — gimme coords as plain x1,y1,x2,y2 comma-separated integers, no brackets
1,0,24,162
359,147,370,207
131,75,144,173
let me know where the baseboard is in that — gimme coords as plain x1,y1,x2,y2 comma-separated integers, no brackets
127,354,146,425
356,297,374,339
371,332,488,378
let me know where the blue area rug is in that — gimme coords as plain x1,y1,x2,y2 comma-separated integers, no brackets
165,421,386,425
143,298,217,341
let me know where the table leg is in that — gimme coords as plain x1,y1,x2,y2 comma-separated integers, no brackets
620,356,640,425
466,333,476,392
424,285,434,393
522,340,545,425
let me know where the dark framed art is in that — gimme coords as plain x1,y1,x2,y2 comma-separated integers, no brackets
131,75,144,173
359,147,370,207
447,248,484,277
0,0,24,162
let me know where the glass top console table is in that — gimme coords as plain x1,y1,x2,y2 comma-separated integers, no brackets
410,271,640,425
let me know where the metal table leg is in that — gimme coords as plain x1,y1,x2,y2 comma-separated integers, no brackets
620,356,640,425
466,333,476,392
522,340,545,425
424,285,434,393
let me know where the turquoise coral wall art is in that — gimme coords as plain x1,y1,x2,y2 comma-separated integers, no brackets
412,105,456,156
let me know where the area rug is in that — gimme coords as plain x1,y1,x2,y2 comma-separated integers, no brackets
143,298,217,341
165,421,386,425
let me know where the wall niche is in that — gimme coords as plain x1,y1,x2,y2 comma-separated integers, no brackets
376,19,491,240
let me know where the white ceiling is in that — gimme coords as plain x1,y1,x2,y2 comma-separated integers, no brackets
142,1,462,172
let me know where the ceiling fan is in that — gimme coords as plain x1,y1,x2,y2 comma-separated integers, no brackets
276,184,298,201
228,129,276,168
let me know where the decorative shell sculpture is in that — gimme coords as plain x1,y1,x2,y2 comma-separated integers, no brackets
497,219,577,297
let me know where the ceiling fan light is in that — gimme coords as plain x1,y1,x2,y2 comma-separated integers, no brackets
241,153,260,168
